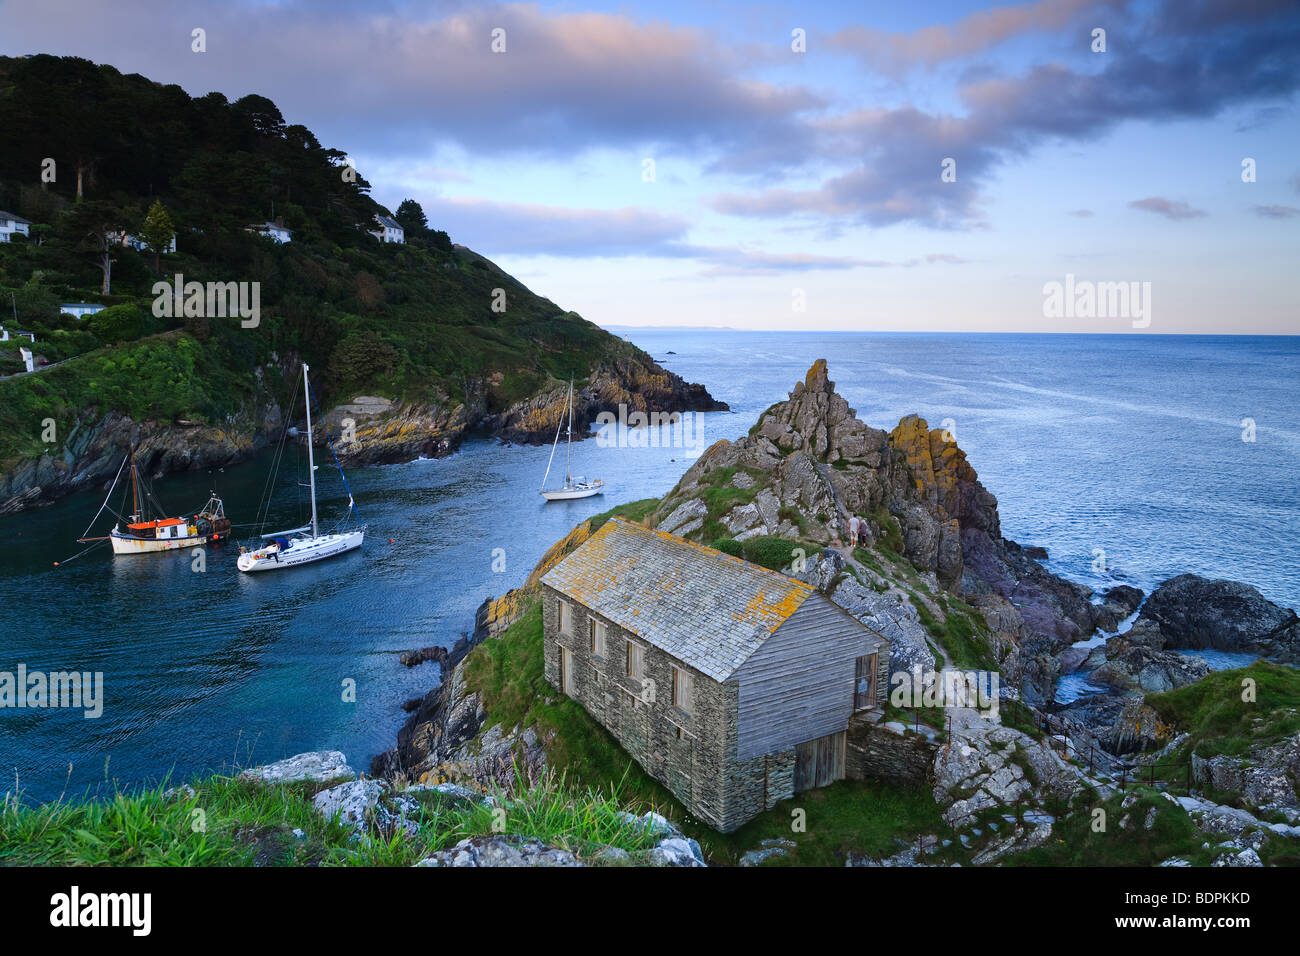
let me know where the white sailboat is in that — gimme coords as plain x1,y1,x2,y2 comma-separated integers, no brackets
237,363,365,573
540,380,604,501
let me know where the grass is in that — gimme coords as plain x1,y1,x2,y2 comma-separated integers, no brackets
707,534,819,573
1006,789,1218,867
906,590,997,671
461,601,681,815
1145,661,1300,760
0,764,661,867
702,779,949,867
869,506,905,554
589,497,660,533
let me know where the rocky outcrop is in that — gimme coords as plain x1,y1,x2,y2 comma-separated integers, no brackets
0,401,284,517
1092,585,1145,633
1138,574,1300,664
486,355,728,446
1089,629,1212,694
644,360,1117,703
1191,735,1300,812
0,351,724,515
932,707,1082,864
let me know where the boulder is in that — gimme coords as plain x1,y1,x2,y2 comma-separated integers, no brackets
415,836,583,867
1139,574,1299,663
239,750,356,785
312,779,388,829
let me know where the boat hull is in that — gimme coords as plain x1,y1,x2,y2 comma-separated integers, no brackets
541,486,604,501
237,531,364,572
110,531,214,554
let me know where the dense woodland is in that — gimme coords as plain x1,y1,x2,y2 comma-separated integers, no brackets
0,55,634,463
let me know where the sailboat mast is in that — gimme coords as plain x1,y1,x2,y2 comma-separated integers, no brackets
564,380,573,485
129,446,140,520
303,363,318,539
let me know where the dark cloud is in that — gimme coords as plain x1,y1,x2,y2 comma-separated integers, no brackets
1128,197,1207,220
1254,204,1300,219
713,0,1300,227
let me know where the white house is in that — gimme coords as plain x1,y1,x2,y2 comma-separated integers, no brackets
246,221,293,243
368,215,405,244
111,230,177,254
60,302,106,319
0,211,31,242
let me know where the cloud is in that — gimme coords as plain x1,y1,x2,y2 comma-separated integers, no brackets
826,0,1126,74
714,0,1300,228
1070,209,1094,217
1254,204,1300,219
0,1,821,161
1128,197,1207,220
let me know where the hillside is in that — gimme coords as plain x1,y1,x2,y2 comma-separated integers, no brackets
0,55,724,512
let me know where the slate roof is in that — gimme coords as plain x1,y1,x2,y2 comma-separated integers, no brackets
375,215,403,230
540,517,816,682
0,211,30,224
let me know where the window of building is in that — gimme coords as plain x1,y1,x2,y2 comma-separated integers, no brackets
671,666,693,715
590,619,607,658
558,599,573,636
854,653,879,711
626,640,645,681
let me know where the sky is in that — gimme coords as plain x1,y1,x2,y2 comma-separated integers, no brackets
1,0,1297,333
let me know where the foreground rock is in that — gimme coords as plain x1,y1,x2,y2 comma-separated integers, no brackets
1138,574,1299,664
239,750,356,785
932,708,1082,864
416,836,583,867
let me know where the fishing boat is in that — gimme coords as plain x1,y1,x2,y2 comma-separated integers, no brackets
237,362,364,573
540,380,604,501
79,448,231,555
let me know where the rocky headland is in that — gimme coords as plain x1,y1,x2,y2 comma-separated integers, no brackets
372,359,1300,866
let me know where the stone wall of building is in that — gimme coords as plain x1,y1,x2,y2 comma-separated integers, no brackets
543,585,750,831
845,714,937,786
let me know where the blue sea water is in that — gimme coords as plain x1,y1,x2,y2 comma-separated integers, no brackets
1,332,1296,801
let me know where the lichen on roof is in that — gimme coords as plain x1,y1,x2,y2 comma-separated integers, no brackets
540,517,815,681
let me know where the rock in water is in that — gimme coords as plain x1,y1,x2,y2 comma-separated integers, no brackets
1138,574,1300,663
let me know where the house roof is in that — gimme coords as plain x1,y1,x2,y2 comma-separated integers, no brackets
540,517,816,681
0,211,31,224
60,302,103,309
249,221,292,233
375,215,403,230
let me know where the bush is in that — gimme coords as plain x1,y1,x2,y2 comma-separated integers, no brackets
86,302,155,344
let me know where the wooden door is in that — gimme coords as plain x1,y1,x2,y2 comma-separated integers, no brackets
560,645,575,696
794,732,846,791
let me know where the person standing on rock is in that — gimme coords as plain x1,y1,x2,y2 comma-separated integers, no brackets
847,514,860,549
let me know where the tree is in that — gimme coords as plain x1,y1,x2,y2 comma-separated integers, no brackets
394,198,428,236
61,200,133,296
139,200,176,272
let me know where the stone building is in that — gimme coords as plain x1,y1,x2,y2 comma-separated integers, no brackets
540,517,889,833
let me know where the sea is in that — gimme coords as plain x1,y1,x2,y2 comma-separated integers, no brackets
1,332,1296,802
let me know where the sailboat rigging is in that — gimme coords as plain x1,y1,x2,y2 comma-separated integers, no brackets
540,380,604,501
237,362,365,572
